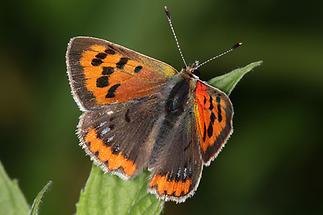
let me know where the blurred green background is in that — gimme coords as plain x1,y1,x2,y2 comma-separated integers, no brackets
1,0,323,214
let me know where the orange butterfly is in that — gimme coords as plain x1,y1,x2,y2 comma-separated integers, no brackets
66,7,240,202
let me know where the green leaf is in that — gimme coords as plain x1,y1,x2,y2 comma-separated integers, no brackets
76,165,164,215
208,61,263,95
29,181,52,215
0,161,29,215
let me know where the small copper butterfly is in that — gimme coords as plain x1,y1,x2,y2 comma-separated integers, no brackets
66,7,241,203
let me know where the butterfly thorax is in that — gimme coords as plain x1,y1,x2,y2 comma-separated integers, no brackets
163,74,190,114
162,68,199,117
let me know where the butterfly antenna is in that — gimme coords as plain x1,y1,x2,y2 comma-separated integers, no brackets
195,42,243,69
164,6,188,68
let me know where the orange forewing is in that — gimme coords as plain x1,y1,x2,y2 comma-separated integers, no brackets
68,37,178,108
194,81,233,164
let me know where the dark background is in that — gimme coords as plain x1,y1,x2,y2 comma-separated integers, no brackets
1,0,323,214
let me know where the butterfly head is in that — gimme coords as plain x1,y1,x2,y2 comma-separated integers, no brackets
182,61,200,78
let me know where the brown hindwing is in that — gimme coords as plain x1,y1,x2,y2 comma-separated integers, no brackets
147,78,203,202
78,96,163,179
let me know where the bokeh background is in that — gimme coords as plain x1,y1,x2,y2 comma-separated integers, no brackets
1,0,323,214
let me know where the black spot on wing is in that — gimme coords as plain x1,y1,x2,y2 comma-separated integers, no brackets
96,76,109,88
134,65,143,73
95,52,107,59
105,48,116,55
116,57,129,69
106,84,121,98
107,45,115,50
209,96,214,110
210,112,216,124
216,96,221,104
91,58,103,66
102,67,114,75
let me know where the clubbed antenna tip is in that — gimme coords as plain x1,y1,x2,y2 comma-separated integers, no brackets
164,6,171,19
195,42,244,69
163,6,188,68
232,42,243,49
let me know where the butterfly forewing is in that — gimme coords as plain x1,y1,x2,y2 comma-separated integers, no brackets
194,81,233,165
66,37,177,110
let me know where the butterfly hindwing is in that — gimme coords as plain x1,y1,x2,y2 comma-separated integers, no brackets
78,96,163,179
194,80,233,165
66,36,178,110
148,112,203,202
147,78,203,202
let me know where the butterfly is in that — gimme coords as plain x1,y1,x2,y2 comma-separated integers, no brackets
66,7,237,203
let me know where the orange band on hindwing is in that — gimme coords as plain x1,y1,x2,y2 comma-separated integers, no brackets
84,128,136,176
149,174,192,197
